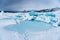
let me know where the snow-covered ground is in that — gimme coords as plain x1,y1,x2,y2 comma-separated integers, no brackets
0,11,60,40
0,20,24,40
27,27,60,40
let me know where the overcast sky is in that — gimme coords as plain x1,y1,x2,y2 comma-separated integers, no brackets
0,0,60,11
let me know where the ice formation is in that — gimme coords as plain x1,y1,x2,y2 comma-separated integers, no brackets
0,10,60,40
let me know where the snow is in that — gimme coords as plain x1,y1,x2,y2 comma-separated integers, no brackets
26,27,60,40
0,11,60,40
0,20,25,40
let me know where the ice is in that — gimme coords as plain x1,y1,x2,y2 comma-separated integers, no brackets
29,11,38,16
28,11,58,26
0,10,60,40
58,22,60,26
3,19,55,40
45,12,56,17
49,17,58,25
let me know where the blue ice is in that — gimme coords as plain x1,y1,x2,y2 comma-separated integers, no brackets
45,12,56,17
29,11,38,16
58,22,60,26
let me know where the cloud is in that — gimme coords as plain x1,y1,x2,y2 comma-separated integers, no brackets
0,0,60,11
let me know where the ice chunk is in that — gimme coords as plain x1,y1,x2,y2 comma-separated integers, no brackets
45,12,56,17
36,14,51,23
16,15,22,18
36,15,46,22
29,11,38,16
50,17,58,23
58,22,60,26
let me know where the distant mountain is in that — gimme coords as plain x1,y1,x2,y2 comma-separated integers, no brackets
0,7,60,13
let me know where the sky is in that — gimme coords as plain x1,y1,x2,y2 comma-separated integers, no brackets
0,0,60,11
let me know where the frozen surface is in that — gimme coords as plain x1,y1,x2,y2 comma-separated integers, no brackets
27,27,60,40
0,20,24,40
0,11,60,40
